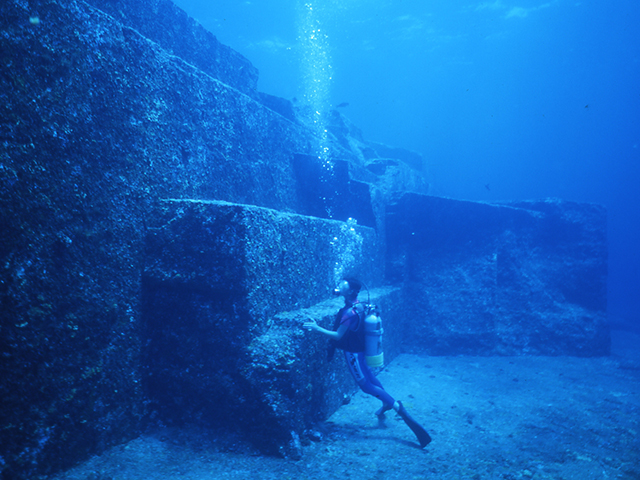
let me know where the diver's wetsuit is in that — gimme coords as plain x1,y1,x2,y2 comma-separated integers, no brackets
338,304,395,408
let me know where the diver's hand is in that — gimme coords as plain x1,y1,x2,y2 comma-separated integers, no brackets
302,318,341,340
302,318,319,331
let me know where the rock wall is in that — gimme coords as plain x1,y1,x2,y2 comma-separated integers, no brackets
0,0,337,476
386,194,609,356
141,199,402,456
0,0,607,478
83,0,260,98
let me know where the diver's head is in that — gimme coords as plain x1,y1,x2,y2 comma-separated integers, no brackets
333,278,361,299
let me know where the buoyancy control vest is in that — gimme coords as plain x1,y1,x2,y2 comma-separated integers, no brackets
334,303,366,353
332,302,385,367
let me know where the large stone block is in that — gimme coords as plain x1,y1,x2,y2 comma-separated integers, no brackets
293,154,377,229
84,0,260,97
0,0,318,216
386,194,609,356
142,199,387,455
144,199,383,314
245,285,403,457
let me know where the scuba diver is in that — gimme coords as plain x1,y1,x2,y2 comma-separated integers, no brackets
302,278,431,448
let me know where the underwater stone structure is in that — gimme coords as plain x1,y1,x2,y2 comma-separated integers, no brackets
0,0,608,478
142,199,404,456
387,194,609,356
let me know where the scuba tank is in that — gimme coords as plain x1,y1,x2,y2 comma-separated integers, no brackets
364,306,384,367
330,280,385,366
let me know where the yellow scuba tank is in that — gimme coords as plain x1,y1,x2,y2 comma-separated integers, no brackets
364,308,384,367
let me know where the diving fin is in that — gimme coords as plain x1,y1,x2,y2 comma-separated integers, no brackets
397,401,431,448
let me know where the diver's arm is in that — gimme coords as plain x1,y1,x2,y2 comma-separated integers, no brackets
303,319,348,340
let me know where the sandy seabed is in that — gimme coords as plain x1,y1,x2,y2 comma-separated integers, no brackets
49,331,639,480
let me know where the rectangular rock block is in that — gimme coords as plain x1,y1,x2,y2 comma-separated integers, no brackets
246,285,404,457
144,199,383,319
142,199,388,455
83,0,260,97
293,154,377,229
387,194,609,356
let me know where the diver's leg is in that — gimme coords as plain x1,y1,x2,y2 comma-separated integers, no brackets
361,357,385,389
357,353,397,415
344,351,366,384
345,352,396,411
344,355,430,447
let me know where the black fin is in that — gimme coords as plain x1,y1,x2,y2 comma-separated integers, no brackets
397,401,431,448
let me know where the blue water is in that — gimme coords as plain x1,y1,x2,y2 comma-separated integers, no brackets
173,0,640,331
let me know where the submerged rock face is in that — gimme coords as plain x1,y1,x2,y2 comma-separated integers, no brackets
141,200,397,456
0,0,608,477
83,0,260,98
0,0,325,476
386,194,609,356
